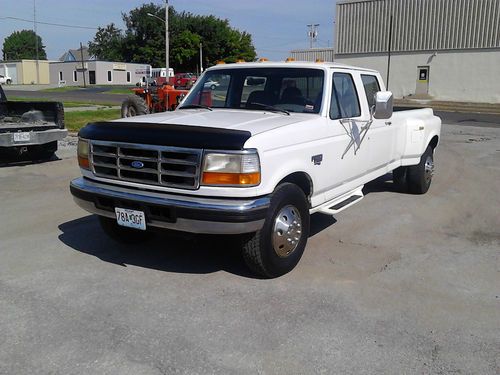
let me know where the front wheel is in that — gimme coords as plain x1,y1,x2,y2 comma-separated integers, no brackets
407,145,434,194
242,183,310,278
6,79,12,85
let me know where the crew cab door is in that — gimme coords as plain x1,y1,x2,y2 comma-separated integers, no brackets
360,74,396,174
322,71,373,201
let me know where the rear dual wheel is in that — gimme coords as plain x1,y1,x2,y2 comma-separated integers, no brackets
393,145,435,194
242,183,310,278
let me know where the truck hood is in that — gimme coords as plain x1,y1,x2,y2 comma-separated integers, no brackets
116,108,315,136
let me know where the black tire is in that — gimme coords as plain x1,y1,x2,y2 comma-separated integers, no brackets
29,141,57,160
392,166,408,190
407,145,434,194
242,183,310,278
121,95,149,118
6,79,12,85
98,216,154,244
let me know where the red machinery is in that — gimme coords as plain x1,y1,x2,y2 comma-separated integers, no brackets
121,84,189,117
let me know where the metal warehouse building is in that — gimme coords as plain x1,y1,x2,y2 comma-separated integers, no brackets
334,0,500,103
0,60,50,85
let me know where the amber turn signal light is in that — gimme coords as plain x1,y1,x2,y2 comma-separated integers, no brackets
77,139,90,170
78,156,90,169
202,172,260,186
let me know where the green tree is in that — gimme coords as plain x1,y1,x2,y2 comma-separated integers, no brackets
121,3,166,67
2,30,47,60
88,23,124,61
88,3,256,71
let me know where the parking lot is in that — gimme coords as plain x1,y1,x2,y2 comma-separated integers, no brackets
0,119,499,374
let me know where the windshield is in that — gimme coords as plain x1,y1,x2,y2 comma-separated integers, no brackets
180,67,324,114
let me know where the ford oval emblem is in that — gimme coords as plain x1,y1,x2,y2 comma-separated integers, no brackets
131,160,145,169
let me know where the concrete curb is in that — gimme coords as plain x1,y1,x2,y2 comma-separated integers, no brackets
395,99,500,115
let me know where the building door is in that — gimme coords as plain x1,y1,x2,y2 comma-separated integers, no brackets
89,70,96,84
6,64,18,84
415,66,430,96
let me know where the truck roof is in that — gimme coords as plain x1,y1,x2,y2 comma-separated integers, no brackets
207,61,379,74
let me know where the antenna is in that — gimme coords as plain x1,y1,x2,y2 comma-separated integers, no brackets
307,24,320,48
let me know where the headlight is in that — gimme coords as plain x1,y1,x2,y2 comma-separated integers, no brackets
201,151,260,186
77,139,90,170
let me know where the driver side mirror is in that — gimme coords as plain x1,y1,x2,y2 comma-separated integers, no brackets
372,91,393,119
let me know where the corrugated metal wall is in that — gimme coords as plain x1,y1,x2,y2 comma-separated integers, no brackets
290,48,336,62
336,0,500,54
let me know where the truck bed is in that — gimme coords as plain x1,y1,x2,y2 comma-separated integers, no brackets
0,100,64,133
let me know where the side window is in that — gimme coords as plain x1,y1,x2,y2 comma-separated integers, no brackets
330,73,361,119
243,76,268,107
361,75,381,109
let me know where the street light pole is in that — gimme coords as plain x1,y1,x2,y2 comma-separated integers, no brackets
33,0,40,84
147,4,169,82
165,0,169,83
199,42,203,75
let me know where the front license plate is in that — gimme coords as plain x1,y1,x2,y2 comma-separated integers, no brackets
115,208,146,231
13,132,31,142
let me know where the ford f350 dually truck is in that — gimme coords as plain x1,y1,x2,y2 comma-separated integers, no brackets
70,62,441,278
0,85,67,159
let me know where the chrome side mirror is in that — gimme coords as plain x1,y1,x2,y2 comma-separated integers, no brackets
372,91,394,119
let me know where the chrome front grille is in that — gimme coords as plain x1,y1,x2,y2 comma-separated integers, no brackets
90,140,202,190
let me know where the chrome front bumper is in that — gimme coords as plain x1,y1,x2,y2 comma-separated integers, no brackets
70,177,270,234
0,129,67,147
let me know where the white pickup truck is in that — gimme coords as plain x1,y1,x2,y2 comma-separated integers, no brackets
70,61,441,278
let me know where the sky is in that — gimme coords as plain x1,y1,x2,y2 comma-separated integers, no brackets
0,0,336,64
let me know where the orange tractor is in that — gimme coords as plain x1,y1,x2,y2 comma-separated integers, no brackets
121,84,189,117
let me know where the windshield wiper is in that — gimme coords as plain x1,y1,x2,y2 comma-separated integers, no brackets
250,103,290,116
178,104,213,111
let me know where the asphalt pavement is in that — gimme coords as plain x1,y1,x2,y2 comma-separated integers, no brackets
0,117,499,374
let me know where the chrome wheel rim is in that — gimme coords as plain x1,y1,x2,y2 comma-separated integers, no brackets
272,205,302,258
424,155,434,185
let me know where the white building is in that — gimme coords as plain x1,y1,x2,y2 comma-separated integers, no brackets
49,61,152,86
333,0,500,103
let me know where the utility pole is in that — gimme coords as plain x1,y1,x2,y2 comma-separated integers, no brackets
386,15,393,90
199,42,203,75
307,24,320,48
33,0,39,84
80,42,87,88
165,0,169,83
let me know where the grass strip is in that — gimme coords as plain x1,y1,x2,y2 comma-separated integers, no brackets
65,109,121,132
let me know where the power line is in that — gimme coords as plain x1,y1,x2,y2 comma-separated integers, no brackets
1,16,98,30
